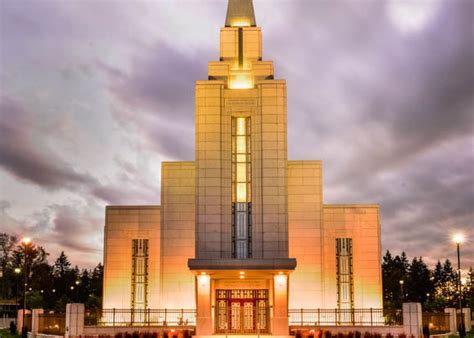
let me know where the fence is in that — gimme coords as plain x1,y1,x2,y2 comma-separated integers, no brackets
38,312,66,335
85,309,196,327
422,312,450,334
288,309,403,326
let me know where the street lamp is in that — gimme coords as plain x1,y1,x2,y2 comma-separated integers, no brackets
14,268,21,320
399,280,404,303
20,237,32,338
453,233,465,338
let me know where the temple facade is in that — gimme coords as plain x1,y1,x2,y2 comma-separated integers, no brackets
102,0,382,335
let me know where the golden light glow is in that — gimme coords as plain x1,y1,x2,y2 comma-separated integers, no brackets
234,117,250,203
228,18,251,27
198,274,210,287
239,271,245,275
229,74,253,89
14,268,21,274
236,183,247,202
275,274,287,287
453,233,464,244
22,237,31,245
236,118,246,135
239,275,245,279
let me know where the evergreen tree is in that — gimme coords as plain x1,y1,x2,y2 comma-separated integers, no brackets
406,257,433,303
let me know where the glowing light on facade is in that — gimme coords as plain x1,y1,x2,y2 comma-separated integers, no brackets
228,19,252,27
198,274,210,287
274,274,287,287
229,73,253,89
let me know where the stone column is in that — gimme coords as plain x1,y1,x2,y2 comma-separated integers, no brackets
65,303,84,338
196,275,212,335
17,309,30,334
402,303,422,338
444,308,457,334
31,309,43,337
459,308,472,332
273,274,289,335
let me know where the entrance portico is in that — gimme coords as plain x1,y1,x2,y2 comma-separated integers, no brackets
189,260,296,336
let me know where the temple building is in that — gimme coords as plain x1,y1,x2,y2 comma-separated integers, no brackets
102,0,382,335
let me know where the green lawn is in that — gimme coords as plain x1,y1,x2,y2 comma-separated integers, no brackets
0,328,20,338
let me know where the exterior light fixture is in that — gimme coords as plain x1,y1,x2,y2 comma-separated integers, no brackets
70,286,74,290
14,268,21,274
239,271,245,275
22,237,32,245
453,233,464,244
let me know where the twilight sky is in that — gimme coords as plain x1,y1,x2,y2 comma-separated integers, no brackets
0,0,473,269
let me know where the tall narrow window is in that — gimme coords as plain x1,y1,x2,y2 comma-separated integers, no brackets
131,239,148,310
231,117,252,258
336,238,353,310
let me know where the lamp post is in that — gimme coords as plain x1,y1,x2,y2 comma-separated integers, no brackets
14,268,21,321
399,280,404,304
453,233,465,338
21,237,32,338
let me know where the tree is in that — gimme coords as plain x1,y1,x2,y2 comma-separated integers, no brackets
0,233,18,272
406,257,433,303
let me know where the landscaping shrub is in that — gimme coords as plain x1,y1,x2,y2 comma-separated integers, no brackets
337,332,345,338
115,333,123,338
386,333,393,338
374,333,381,338
347,331,354,338
355,331,362,338
398,334,406,338
364,332,373,338
324,330,332,338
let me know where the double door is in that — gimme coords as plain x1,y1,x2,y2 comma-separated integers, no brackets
215,289,269,334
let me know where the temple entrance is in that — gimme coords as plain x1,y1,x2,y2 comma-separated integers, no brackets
215,289,270,334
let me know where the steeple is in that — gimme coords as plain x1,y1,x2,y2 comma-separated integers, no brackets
225,0,256,27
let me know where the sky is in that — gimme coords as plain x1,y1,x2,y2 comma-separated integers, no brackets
0,0,473,270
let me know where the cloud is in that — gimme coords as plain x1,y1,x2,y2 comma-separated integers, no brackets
100,39,209,160
0,96,162,206
0,96,99,190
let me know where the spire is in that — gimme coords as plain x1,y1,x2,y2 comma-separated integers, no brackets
225,0,256,27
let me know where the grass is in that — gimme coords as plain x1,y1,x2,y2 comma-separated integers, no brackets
0,328,20,338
